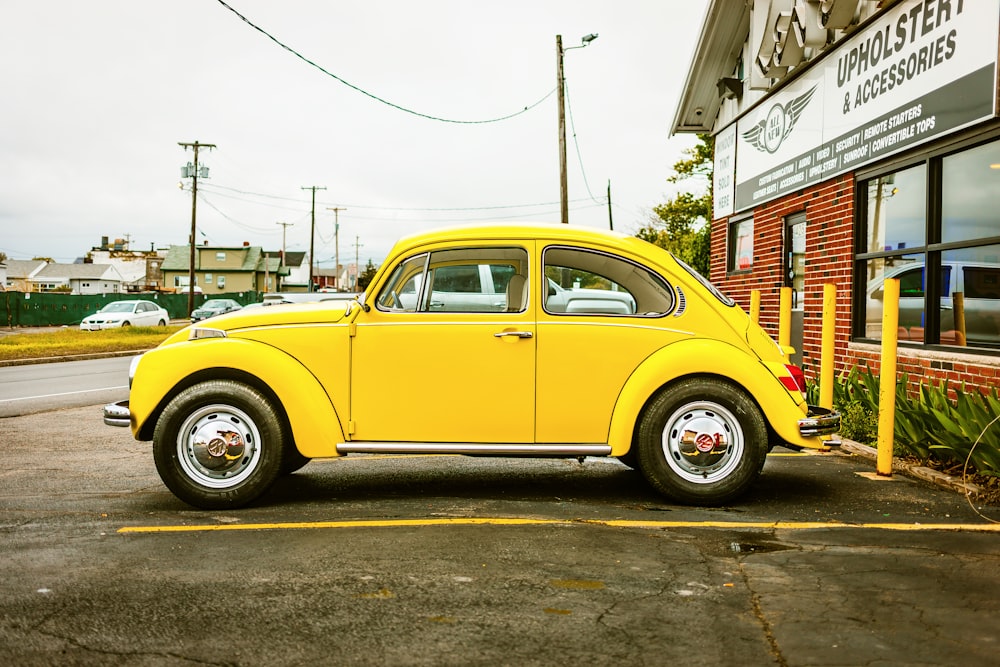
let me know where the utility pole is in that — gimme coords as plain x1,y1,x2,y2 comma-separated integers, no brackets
179,140,215,317
327,207,346,291
607,180,614,230
556,33,597,225
353,236,363,292
275,222,293,267
275,222,293,292
556,35,568,225
301,186,326,291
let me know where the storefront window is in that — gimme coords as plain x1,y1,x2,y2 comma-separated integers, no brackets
861,254,925,341
942,141,1000,244
940,244,1000,348
855,138,1000,351
864,165,925,255
727,217,753,272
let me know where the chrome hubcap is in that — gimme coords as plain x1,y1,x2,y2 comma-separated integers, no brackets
176,404,262,489
661,401,744,484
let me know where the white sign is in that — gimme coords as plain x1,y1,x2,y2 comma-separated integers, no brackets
729,0,999,212
713,125,737,219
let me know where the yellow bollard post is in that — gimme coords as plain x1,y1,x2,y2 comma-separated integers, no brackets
820,283,836,410
877,277,899,477
750,290,761,324
778,287,791,350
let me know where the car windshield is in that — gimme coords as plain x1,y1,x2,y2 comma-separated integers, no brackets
101,302,136,313
202,301,229,310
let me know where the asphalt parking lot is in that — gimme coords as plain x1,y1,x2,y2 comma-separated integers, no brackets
1,403,998,666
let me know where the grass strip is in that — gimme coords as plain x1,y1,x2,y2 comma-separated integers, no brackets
0,326,183,361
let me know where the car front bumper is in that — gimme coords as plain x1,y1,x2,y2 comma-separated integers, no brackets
799,405,841,438
104,400,131,427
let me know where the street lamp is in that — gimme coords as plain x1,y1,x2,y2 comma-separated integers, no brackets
557,32,598,224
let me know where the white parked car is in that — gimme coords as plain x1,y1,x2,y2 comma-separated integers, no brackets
80,300,169,330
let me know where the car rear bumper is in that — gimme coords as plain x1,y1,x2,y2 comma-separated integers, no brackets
104,400,131,427
799,405,841,438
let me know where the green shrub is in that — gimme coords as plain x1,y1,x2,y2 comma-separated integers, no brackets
807,367,1000,476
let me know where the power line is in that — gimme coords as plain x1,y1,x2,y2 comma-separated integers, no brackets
564,81,603,205
197,182,594,213
215,0,556,125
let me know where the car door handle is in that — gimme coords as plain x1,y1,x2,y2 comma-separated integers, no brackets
494,331,533,339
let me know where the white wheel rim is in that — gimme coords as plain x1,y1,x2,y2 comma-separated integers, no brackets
176,403,262,489
661,401,745,485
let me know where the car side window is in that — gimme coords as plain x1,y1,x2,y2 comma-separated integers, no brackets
376,253,428,312
424,248,528,313
542,246,673,316
375,248,529,313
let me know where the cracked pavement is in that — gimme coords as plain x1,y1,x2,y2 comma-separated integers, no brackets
1,405,998,665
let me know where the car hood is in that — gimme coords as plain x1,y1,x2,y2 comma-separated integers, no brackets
163,301,354,345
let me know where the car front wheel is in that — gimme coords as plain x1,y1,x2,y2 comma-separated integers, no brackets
635,378,767,506
153,380,286,509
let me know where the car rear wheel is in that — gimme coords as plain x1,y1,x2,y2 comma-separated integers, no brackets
157,319,166,326
153,380,286,509
635,378,767,506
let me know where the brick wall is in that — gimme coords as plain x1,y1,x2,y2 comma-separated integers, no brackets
709,172,1000,397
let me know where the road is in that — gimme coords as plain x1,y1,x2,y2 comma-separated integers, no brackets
0,356,131,418
1,395,998,665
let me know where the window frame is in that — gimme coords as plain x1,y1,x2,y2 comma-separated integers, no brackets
853,128,1000,352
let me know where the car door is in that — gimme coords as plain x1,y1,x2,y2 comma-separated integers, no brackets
534,245,679,444
349,244,535,443
134,302,154,326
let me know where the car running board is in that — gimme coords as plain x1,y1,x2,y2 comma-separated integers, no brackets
336,442,613,457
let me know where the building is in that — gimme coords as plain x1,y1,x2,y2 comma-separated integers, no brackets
673,0,1000,392
87,236,165,292
30,262,124,294
4,259,48,292
273,251,311,292
160,243,285,295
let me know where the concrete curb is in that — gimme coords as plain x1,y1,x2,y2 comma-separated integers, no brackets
0,349,148,368
837,438,983,499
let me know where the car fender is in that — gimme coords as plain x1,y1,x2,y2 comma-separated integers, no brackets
607,338,815,456
130,338,345,458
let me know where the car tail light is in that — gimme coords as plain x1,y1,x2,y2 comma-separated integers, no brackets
779,364,807,396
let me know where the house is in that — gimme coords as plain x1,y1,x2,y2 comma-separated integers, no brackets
160,243,286,295
273,251,311,292
3,259,48,292
29,262,125,294
672,0,1000,392
0,259,6,291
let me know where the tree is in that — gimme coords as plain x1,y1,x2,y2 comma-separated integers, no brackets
637,133,714,275
357,259,379,291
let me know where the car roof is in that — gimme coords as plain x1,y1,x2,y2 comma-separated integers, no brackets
389,222,657,264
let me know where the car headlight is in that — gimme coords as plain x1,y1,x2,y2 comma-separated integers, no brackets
128,354,143,388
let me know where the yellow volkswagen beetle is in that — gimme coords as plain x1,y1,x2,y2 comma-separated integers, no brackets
105,224,839,509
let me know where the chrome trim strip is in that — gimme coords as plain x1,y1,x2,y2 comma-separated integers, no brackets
337,443,612,456
799,405,841,438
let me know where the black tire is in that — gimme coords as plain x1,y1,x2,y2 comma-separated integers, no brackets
280,448,311,475
153,380,286,509
615,450,639,469
635,378,767,506
157,319,166,326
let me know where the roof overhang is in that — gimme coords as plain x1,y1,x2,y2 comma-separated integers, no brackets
671,0,750,135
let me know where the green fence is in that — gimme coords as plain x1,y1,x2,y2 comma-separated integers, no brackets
0,291,262,328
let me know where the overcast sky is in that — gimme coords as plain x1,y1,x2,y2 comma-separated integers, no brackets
1,0,707,269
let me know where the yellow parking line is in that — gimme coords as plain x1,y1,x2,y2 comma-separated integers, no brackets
117,517,1000,535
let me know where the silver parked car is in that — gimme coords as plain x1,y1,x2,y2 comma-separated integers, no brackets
865,261,1000,345
190,299,242,323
